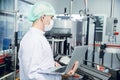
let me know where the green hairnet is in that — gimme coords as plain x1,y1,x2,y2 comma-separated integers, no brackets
28,1,55,22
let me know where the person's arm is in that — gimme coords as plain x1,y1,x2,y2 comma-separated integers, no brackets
54,59,80,78
62,61,80,78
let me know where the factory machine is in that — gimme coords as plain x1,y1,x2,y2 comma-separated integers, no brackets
0,0,119,80
0,49,14,75
0,1,18,79
45,0,120,80
45,0,86,56
45,15,113,80
45,15,84,56
0,20,15,79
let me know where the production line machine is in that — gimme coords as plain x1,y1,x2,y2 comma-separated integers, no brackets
54,46,120,80
44,14,120,80
45,15,84,56
78,64,111,80
0,49,14,76
77,63,120,80
44,0,120,79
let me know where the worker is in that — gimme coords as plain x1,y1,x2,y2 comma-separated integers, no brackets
18,1,79,80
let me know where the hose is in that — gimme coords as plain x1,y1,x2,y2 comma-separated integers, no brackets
116,53,120,63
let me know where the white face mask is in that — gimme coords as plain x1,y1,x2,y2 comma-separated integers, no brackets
44,20,54,31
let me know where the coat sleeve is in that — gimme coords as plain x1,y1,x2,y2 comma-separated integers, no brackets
25,41,61,80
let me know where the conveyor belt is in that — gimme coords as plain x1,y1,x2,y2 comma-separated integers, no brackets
78,64,111,80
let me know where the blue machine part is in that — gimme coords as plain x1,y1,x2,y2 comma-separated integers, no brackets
3,38,11,50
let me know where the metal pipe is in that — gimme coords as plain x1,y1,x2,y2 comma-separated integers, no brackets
69,0,74,19
14,0,18,80
92,19,97,67
14,0,18,32
0,72,14,80
84,14,90,65
110,0,115,17
111,53,113,68
0,10,18,13
19,0,34,5
52,38,55,54
14,47,17,80
84,0,88,15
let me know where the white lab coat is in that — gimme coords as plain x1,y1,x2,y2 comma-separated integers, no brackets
18,27,61,80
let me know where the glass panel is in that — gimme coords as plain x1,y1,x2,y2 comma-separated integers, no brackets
0,0,14,11
0,12,15,50
0,0,15,78
17,1,32,41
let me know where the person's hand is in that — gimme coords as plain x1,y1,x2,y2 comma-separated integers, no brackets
54,61,61,67
62,61,80,78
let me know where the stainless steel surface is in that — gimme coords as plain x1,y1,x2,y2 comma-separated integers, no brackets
105,17,115,36
79,64,111,80
48,38,65,55
110,0,115,17
84,0,88,14
47,15,85,55
46,28,71,35
53,17,84,46
105,47,120,68
69,0,73,18
54,19,75,29
0,10,18,13
105,47,120,54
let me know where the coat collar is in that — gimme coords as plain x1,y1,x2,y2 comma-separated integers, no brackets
31,27,45,35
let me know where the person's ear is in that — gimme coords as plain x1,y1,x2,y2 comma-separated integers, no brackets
41,16,45,21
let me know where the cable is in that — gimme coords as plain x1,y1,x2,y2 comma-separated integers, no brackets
116,53,120,63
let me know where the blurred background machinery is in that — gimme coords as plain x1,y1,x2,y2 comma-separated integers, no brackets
0,0,120,80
